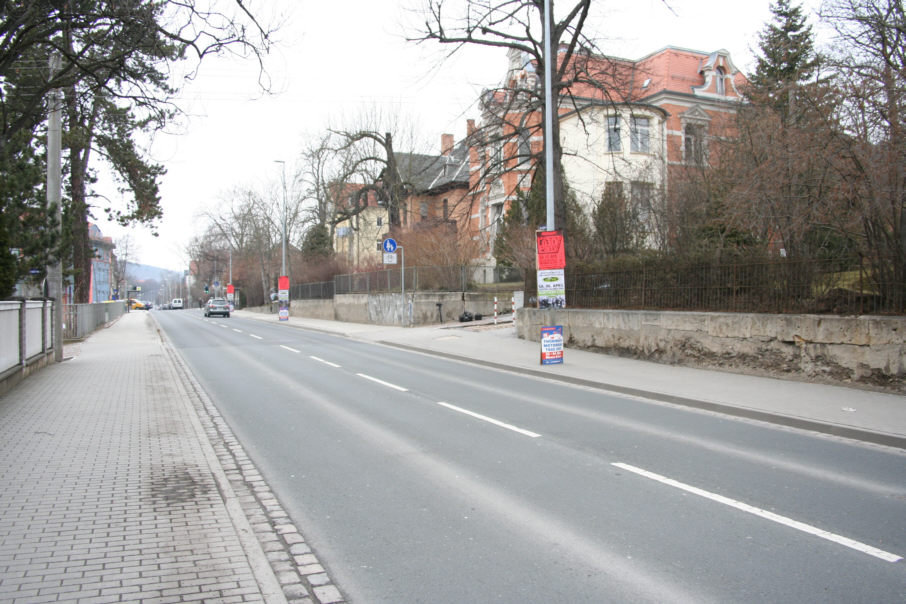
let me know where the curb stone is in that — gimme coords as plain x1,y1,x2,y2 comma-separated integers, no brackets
159,324,347,604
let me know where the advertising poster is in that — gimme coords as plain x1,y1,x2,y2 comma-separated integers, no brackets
537,269,566,309
536,230,566,309
536,230,565,270
540,325,564,365
278,275,289,321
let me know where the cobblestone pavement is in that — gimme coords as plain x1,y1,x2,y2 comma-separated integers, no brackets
0,312,344,604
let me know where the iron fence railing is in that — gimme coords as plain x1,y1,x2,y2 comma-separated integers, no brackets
287,257,905,315
293,266,525,299
532,256,905,315
290,281,334,300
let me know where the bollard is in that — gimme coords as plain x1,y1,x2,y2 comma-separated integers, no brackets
494,296,498,325
512,296,516,326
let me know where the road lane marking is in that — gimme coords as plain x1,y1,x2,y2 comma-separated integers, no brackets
280,345,301,353
311,356,341,368
356,373,408,392
232,328,242,333
249,334,263,340
612,462,902,563
438,402,541,438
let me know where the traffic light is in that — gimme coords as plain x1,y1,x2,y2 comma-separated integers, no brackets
204,284,209,294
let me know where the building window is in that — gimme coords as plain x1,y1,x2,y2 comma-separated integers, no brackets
604,181,625,201
715,66,726,95
630,117,649,153
442,199,449,221
607,116,621,152
420,201,428,221
630,181,654,224
518,129,531,159
376,216,383,226
684,124,707,165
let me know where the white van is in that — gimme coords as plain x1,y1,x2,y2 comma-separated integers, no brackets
171,298,184,309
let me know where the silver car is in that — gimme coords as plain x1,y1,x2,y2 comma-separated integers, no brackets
204,297,230,318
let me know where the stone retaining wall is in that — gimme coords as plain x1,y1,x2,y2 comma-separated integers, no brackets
517,308,905,392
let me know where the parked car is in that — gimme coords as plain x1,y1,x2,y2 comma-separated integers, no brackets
204,297,230,318
130,299,146,310
171,298,184,309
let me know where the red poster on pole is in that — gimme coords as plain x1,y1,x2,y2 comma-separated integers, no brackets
536,230,565,270
227,283,234,295
278,276,289,291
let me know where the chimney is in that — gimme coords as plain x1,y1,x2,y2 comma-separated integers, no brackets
441,133,454,156
467,119,476,136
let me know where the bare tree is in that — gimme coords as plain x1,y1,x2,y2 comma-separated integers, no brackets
112,233,137,298
413,0,635,242
820,0,906,305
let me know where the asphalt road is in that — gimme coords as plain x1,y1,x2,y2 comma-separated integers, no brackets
155,308,906,603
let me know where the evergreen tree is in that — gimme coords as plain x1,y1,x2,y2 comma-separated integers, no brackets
300,223,333,259
0,132,56,297
749,0,819,116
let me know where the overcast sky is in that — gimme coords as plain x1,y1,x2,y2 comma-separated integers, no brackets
101,0,825,272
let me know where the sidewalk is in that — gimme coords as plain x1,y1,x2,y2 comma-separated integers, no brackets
0,311,343,604
237,309,906,449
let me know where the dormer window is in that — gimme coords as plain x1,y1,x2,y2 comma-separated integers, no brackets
715,66,726,95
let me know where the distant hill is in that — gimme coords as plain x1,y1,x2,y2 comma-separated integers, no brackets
126,262,182,283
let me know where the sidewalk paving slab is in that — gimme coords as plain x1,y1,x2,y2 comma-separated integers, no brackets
0,311,345,604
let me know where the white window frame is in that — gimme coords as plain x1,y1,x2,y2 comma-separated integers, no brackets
607,115,621,152
630,117,650,153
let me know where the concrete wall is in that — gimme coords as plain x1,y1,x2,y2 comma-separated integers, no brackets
251,291,520,327
517,308,906,392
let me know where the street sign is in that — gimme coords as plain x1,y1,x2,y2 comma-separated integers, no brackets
383,252,397,265
382,238,397,253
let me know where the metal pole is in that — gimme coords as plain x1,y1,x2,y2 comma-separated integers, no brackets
47,53,63,362
400,245,406,326
543,0,556,232
274,160,287,276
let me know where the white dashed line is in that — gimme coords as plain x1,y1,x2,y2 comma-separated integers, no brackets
612,462,902,563
249,334,263,340
232,328,242,333
437,402,541,438
310,356,341,368
356,373,408,392
280,345,301,353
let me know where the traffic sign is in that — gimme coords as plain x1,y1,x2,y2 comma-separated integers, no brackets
382,238,397,253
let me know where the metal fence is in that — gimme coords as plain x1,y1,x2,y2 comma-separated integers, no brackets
294,266,525,299
63,301,128,340
537,256,905,315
